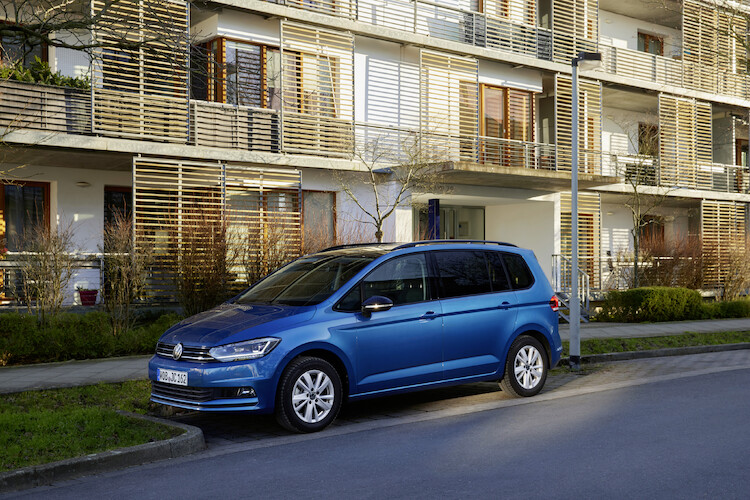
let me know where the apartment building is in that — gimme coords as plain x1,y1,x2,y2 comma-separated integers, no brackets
1,0,748,305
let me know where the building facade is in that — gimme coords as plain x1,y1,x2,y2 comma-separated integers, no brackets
1,0,748,305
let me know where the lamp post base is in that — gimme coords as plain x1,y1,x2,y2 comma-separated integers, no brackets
569,355,581,371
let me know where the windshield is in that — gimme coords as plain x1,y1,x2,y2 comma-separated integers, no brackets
235,254,376,306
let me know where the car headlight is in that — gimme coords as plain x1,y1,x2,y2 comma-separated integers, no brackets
209,338,280,362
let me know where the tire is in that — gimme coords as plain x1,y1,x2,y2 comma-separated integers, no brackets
499,335,548,397
275,356,342,433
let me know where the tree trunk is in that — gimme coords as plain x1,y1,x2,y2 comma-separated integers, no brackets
375,227,383,243
633,237,640,288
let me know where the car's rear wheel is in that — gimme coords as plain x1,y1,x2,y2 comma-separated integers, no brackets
276,356,342,433
499,335,548,397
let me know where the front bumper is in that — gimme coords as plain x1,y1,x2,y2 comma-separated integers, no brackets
148,355,278,413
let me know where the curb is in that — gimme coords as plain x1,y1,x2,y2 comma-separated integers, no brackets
0,412,205,494
562,342,750,365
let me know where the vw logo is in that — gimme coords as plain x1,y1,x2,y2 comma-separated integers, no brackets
173,343,183,360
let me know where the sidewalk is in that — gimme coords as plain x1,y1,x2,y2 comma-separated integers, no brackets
1,317,749,394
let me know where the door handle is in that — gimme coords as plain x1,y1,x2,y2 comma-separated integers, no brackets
499,301,511,310
420,310,437,320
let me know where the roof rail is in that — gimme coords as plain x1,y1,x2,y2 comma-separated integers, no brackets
393,240,517,250
318,242,393,252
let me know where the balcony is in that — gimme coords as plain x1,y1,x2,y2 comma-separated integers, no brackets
609,154,750,194
600,43,750,101
0,80,91,135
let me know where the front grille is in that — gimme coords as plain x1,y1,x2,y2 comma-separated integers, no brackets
151,381,214,403
156,342,215,362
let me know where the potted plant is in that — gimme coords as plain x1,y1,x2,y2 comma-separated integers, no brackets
76,286,98,306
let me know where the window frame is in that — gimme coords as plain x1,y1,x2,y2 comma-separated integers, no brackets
638,31,664,56
1,180,51,251
480,84,535,142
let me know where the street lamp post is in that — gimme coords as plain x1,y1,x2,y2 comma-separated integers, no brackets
570,51,601,371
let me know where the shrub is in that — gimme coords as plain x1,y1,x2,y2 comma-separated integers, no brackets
0,57,90,89
0,311,180,366
701,299,750,319
598,287,703,322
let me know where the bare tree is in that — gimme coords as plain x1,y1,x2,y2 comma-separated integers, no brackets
100,210,152,335
0,0,185,57
14,221,77,324
337,132,447,243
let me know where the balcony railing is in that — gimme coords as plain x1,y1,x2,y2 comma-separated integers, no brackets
189,100,280,153
600,43,750,100
609,154,750,195
0,80,91,135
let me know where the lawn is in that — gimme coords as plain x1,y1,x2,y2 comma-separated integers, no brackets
0,380,180,472
561,330,750,357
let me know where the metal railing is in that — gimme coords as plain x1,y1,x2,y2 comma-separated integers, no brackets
0,252,103,306
600,42,750,100
551,253,591,322
608,154,750,195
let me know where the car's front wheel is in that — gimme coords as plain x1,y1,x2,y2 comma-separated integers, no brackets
276,356,342,433
499,335,548,397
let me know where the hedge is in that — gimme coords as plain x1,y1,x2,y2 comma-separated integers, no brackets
0,312,180,366
598,287,750,322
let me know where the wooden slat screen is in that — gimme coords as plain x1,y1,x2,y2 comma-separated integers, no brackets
133,157,301,300
658,94,712,189
555,74,602,175
560,191,601,290
701,201,747,288
552,0,598,63
420,50,478,160
683,1,748,94
91,0,189,142
280,21,354,156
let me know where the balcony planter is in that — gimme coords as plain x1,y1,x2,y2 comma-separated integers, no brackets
77,288,98,306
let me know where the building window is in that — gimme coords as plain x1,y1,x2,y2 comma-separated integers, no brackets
638,32,663,56
481,85,534,142
639,215,665,250
1,182,50,251
480,84,534,167
0,22,47,66
104,186,132,227
196,37,334,115
303,191,336,252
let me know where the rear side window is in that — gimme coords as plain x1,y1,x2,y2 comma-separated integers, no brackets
503,253,534,289
434,250,491,298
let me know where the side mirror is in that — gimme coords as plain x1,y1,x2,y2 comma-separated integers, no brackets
361,295,394,317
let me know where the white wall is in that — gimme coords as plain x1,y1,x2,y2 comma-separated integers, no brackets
215,10,280,45
599,10,682,58
485,201,555,280
478,60,543,93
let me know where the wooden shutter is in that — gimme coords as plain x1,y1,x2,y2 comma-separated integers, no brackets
91,0,189,142
420,50,478,160
701,201,747,288
552,0,598,63
280,21,354,156
133,157,301,300
658,94,712,190
555,74,602,174
560,191,601,290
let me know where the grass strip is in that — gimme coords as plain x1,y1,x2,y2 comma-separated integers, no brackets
0,380,180,472
561,330,750,357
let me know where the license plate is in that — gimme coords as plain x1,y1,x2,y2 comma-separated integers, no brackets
158,368,188,386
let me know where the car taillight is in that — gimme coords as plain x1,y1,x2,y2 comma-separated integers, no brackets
550,295,560,312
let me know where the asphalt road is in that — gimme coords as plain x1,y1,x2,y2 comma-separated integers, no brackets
12,366,750,499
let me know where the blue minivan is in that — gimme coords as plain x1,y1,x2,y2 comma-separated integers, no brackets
149,241,562,432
